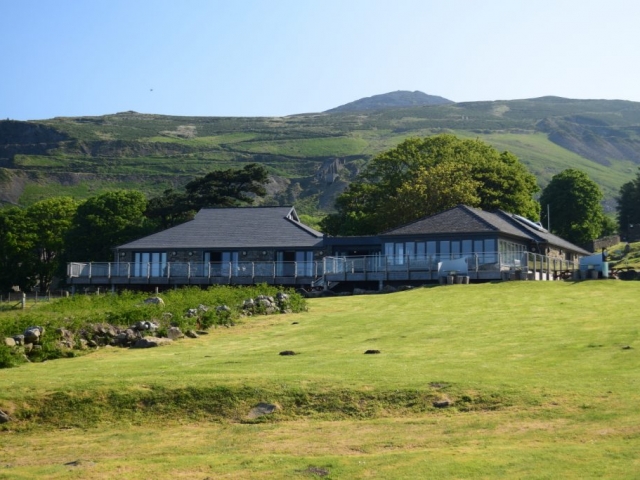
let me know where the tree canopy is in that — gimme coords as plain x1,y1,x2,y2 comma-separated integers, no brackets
65,190,150,262
617,167,640,237
539,169,608,246
146,163,269,229
320,135,540,235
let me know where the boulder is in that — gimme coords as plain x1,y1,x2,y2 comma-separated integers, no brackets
247,402,279,419
12,334,24,346
3,337,16,347
167,327,184,340
144,296,165,307
23,327,42,344
0,410,11,423
185,330,199,339
433,398,452,408
197,304,209,312
381,285,397,293
216,305,231,313
185,308,198,318
132,337,173,348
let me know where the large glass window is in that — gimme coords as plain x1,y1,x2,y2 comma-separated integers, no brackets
134,252,167,277
484,239,497,263
440,241,450,260
295,251,314,276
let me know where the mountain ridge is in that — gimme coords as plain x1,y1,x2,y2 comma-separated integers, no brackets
324,90,454,113
1,95,639,216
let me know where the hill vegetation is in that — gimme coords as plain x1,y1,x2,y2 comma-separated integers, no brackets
1,95,640,216
0,281,639,478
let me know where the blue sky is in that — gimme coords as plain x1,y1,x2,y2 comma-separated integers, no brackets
2,0,639,120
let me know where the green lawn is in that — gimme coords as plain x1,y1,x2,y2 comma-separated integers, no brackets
1,281,639,478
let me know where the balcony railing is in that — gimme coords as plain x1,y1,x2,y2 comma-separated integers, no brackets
67,261,323,282
323,252,579,279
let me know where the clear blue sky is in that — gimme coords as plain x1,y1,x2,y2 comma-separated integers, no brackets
2,0,639,120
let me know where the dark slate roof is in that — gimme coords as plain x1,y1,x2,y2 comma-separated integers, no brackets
381,205,590,254
117,206,323,250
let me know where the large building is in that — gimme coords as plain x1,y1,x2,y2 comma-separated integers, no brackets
67,205,589,290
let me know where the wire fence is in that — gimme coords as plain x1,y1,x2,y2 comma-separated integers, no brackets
0,291,71,309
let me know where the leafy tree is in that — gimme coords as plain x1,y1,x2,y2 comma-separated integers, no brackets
0,198,78,292
25,197,78,291
146,163,269,229
66,190,149,261
617,167,640,236
539,169,606,246
320,135,539,235
0,207,34,293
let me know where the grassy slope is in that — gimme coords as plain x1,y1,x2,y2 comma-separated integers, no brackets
5,98,640,211
1,281,639,478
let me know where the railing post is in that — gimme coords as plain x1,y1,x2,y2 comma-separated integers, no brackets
108,262,111,279
147,262,150,279
127,263,131,279
89,262,93,279
167,262,171,278
252,262,255,281
187,262,191,279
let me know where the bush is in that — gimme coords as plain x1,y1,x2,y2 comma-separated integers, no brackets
0,345,25,369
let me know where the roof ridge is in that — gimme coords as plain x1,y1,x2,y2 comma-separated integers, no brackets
461,205,501,231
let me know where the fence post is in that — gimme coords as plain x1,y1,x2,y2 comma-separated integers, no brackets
21,293,26,309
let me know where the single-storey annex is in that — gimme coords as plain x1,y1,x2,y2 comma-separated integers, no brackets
67,204,590,289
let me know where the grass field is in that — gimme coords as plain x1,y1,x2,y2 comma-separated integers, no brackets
1,281,639,478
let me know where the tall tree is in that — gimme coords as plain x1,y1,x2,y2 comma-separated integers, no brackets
146,163,269,229
321,135,539,235
539,169,606,246
616,167,640,236
25,197,78,291
66,190,149,262
0,207,34,293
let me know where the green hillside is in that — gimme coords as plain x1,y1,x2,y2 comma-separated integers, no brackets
1,281,639,478
2,96,640,214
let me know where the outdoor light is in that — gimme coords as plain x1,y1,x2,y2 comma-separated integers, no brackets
262,251,267,255
120,252,126,257
242,251,247,256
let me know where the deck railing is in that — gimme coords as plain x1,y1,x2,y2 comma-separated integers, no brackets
67,261,323,281
323,252,579,278
67,253,580,285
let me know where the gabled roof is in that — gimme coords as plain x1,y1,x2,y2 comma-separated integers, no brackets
381,205,590,255
117,206,323,250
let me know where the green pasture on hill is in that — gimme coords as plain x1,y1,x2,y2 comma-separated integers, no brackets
1,281,640,478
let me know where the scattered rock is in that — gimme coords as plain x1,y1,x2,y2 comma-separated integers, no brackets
144,296,165,307
247,402,279,419
622,345,633,350
0,410,11,423
12,334,24,346
132,337,173,348
279,350,297,356
433,398,452,408
381,285,397,293
364,349,381,354
185,330,199,339
291,322,299,325
166,327,184,340
3,337,15,348
23,326,43,344
296,466,330,477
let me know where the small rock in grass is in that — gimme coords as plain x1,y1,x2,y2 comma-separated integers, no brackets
433,398,452,408
364,349,381,354
279,350,297,356
247,402,280,419
622,345,633,350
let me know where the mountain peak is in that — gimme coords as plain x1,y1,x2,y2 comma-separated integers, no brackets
325,90,454,113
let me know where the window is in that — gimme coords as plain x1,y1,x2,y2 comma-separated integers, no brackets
440,241,450,260
295,251,314,276
134,252,167,277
